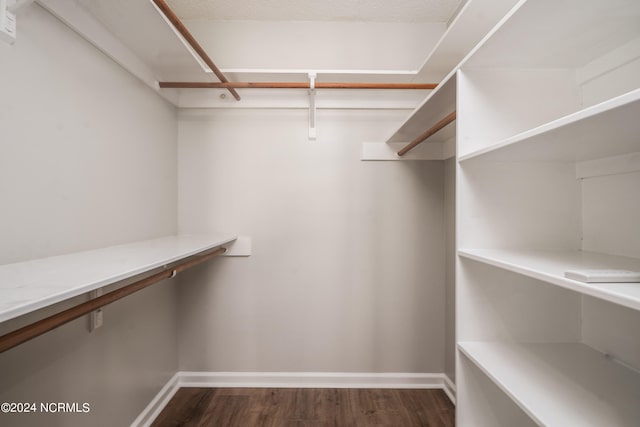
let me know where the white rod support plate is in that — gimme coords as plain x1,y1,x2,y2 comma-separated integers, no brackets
221,236,251,257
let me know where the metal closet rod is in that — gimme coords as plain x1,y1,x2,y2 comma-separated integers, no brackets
397,110,457,157
0,246,227,354
159,82,438,90
151,0,241,101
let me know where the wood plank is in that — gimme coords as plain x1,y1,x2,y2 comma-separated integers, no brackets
150,387,214,427
151,387,455,427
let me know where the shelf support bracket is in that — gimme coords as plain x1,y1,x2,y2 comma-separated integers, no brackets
308,72,317,140
88,288,104,332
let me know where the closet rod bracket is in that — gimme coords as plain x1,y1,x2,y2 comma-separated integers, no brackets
308,72,317,140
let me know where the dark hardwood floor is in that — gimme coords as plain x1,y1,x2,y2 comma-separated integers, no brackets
151,387,454,426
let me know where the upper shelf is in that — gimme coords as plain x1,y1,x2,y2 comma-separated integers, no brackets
458,88,640,162
412,0,520,82
458,248,640,311
464,0,640,69
73,0,210,82
0,234,236,323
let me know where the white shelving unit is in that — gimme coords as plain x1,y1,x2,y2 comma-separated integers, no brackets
0,233,236,323
456,0,640,425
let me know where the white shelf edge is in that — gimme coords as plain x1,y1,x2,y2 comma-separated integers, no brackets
414,0,476,75
458,248,640,311
0,233,237,323
459,89,640,162
458,341,640,427
452,0,528,71
414,0,521,81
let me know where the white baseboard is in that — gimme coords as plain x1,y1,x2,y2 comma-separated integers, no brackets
130,373,180,427
132,371,456,426
179,371,447,389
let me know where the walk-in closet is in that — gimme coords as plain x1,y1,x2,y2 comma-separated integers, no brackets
1,0,638,425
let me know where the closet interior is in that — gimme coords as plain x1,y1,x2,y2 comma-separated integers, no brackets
0,0,638,425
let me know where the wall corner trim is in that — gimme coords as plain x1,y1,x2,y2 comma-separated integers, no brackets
132,371,455,426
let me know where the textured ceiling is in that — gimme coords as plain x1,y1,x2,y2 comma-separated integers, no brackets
166,0,464,22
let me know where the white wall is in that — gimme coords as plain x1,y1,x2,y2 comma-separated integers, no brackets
186,20,444,70
0,7,177,264
0,5,178,426
177,108,446,373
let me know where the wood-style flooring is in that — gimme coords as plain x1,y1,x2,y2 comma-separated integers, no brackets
151,387,454,427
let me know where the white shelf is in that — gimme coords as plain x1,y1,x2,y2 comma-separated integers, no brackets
459,89,640,162
412,0,520,82
459,342,640,427
464,0,640,69
458,248,640,311
0,234,236,323
221,68,418,84
386,70,457,144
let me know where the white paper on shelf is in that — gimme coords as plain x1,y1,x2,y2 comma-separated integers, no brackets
564,269,640,283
